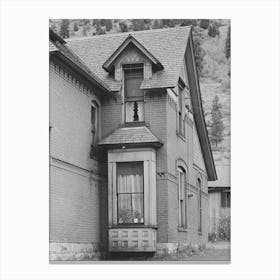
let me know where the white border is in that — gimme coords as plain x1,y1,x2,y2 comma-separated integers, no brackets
1,0,280,279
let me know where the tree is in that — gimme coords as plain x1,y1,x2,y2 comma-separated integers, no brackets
208,22,220,37
95,23,105,35
225,26,231,59
209,96,224,146
199,19,210,29
180,19,197,27
50,21,57,32
119,21,128,32
104,19,112,32
60,19,70,39
192,27,206,76
162,19,175,27
73,22,79,32
131,19,145,31
152,19,163,29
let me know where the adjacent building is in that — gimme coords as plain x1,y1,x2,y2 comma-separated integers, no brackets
49,25,217,261
208,165,230,237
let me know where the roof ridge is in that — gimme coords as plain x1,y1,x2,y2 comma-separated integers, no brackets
66,25,192,42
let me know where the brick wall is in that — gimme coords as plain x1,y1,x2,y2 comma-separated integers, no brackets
49,60,103,254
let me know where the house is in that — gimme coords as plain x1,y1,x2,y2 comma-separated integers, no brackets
208,165,230,237
49,25,217,261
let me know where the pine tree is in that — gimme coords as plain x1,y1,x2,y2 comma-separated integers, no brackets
192,27,206,76
225,26,231,59
73,22,79,32
132,19,145,31
119,21,128,32
104,19,112,32
152,19,163,29
210,96,224,147
60,19,70,39
95,23,105,35
199,19,210,29
208,22,220,37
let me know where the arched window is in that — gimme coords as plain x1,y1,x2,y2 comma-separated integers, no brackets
197,177,202,232
178,166,186,228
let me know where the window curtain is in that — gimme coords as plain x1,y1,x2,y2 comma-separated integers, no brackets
117,162,144,224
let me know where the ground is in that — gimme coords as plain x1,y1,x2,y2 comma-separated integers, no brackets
104,241,230,262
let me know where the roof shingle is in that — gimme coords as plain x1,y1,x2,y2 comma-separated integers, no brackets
98,126,162,146
66,26,191,91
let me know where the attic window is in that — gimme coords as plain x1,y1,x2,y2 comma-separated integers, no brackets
123,64,144,122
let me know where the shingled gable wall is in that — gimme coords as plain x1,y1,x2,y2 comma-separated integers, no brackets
49,59,105,261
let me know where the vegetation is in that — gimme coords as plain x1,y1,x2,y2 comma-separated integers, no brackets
209,96,224,147
59,19,70,39
208,217,231,241
225,25,231,59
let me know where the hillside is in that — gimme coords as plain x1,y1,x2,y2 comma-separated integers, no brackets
50,19,231,167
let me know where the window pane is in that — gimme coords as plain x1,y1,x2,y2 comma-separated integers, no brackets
117,162,144,224
125,71,143,99
131,193,144,223
118,194,132,224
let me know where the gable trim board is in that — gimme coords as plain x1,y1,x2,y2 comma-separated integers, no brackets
103,34,164,72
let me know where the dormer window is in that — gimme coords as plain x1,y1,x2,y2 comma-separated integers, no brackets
123,63,144,123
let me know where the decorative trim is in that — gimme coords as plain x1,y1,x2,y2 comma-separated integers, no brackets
50,157,102,181
50,60,96,99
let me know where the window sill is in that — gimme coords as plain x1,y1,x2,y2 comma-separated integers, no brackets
110,224,158,229
178,227,188,232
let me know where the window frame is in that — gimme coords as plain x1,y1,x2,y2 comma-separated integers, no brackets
197,176,202,233
116,161,144,225
178,166,186,228
221,191,230,208
177,81,186,138
123,63,144,123
90,100,99,158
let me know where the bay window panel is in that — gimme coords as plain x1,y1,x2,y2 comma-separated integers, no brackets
117,162,144,224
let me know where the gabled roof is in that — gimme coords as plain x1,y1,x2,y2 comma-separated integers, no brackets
66,26,191,91
98,126,162,147
49,29,110,94
102,34,163,72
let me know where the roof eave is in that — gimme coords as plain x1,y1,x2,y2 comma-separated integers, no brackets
188,29,217,181
50,51,111,95
98,141,163,149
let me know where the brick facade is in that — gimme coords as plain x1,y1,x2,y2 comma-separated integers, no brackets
49,26,214,260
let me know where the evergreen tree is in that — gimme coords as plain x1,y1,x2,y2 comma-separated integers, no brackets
104,19,112,32
162,19,175,27
192,27,206,76
199,19,210,29
208,22,220,37
152,19,163,29
225,26,231,59
60,19,70,39
95,23,105,35
50,21,57,32
209,96,224,146
119,21,128,32
73,22,79,32
131,19,145,31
